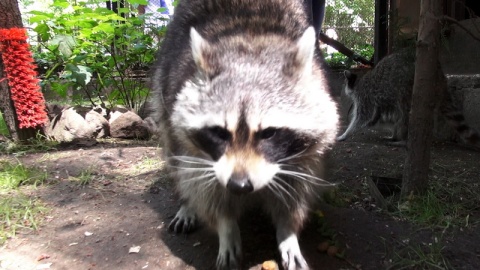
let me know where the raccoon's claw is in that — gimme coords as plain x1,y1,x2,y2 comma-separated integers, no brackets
280,249,309,270
215,248,241,270
216,218,242,270
279,234,309,270
168,205,197,234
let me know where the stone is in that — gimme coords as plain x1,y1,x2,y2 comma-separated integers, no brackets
45,106,109,142
109,111,150,139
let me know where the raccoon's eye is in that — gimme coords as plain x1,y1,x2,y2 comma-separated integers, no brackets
207,126,231,141
258,127,278,140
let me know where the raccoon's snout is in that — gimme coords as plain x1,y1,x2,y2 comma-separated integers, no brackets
226,173,254,195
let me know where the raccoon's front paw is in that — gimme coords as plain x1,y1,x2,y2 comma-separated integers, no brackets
279,235,309,270
168,205,197,234
216,241,242,270
216,218,242,270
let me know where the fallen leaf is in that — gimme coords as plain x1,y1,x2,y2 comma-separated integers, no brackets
129,245,141,254
37,254,50,261
84,231,93,236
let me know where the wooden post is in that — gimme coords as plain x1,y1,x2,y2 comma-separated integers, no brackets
374,0,389,64
388,0,397,53
402,0,443,196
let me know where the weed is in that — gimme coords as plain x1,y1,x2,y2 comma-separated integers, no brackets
386,235,452,270
0,133,58,156
135,156,163,173
69,169,96,186
0,194,47,245
322,184,352,208
393,175,479,229
0,160,48,189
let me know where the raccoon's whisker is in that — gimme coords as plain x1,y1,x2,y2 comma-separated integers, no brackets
273,176,301,199
170,156,214,166
267,181,290,208
177,172,216,183
277,169,334,186
199,176,217,193
171,166,214,172
276,149,309,163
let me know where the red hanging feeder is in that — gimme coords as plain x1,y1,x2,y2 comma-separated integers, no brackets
0,27,47,129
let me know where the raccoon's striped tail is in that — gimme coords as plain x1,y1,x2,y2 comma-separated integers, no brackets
440,99,480,148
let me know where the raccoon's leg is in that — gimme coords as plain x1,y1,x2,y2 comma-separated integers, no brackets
366,107,381,127
215,217,242,270
276,221,309,270
386,115,408,146
168,204,197,234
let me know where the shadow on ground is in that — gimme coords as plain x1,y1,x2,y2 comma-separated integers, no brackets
1,134,479,269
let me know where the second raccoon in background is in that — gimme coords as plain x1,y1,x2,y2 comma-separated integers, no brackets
337,49,480,147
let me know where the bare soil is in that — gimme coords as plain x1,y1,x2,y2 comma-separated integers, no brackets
1,128,479,270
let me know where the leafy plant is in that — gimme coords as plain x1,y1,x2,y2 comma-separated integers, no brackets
393,174,479,229
0,112,9,137
0,195,47,245
387,235,452,270
29,0,162,110
0,133,58,156
0,159,48,245
0,160,48,189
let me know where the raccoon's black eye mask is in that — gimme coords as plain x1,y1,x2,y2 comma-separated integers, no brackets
188,126,315,163
256,128,315,163
188,126,231,161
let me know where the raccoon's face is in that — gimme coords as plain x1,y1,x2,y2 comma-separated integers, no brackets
170,27,337,194
343,70,358,97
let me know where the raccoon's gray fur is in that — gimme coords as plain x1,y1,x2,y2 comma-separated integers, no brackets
149,0,339,269
337,49,480,146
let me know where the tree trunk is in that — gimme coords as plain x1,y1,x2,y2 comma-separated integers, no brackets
402,0,443,196
0,0,39,141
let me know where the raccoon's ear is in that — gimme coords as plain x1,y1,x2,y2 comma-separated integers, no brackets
284,27,316,77
190,27,219,78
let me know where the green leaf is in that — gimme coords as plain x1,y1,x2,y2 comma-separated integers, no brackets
53,0,70,8
118,8,131,14
29,15,52,23
65,64,92,86
92,23,115,34
72,54,88,63
49,81,70,98
34,24,51,42
126,0,148,5
29,11,53,16
49,35,76,57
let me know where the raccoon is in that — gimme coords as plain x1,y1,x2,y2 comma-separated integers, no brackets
336,49,480,146
149,0,339,269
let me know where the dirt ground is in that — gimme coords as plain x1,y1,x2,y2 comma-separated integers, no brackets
0,127,479,270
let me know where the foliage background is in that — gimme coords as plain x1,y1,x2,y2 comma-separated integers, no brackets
322,0,375,68
22,0,166,111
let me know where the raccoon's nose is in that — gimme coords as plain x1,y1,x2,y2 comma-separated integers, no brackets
227,176,254,195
